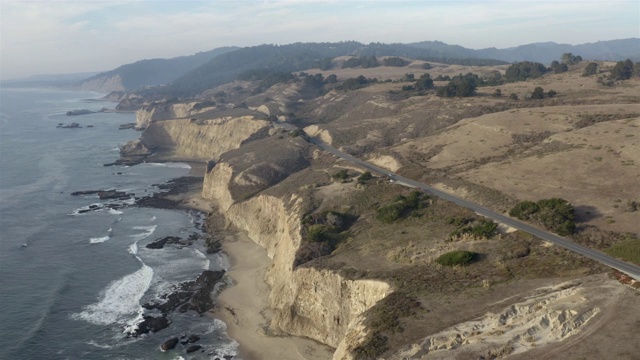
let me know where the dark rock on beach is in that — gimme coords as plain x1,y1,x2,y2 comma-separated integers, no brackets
160,337,179,351
186,344,202,353
143,270,225,315
104,139,153,166
145,236,195,249
70,189,133,200
185,334,200,344
135,177,203,209
118,123,137,130
130,315,170,337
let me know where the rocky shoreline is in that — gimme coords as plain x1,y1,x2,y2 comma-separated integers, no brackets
71,174,232,357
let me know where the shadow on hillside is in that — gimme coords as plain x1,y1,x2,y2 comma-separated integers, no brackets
574,205,601,223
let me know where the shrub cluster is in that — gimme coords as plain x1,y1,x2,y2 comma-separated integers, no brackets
435,250,478,266
448,217,498,240
376,191,429,223
509,198,576,236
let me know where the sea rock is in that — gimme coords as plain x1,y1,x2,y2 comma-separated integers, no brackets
145,236,188,249
70,189,133,200
160,337,179,351
66,109,95,116
56,122,81,128
186,345,202,353
180,334,200,345
119,123,137,130
130,315,170,336
142,270,225,315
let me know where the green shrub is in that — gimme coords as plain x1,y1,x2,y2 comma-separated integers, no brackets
332,169,349,180
357,171,373,184
449,218,498,240
436,250,478,266
376,191,428,223
509,201,540,220
509,198,575,236
306,224,332,242
604,237,640,265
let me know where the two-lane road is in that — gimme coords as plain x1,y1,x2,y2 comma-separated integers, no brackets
309,137,640,280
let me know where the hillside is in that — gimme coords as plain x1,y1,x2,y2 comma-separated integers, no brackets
411,38,640,63
116,53,640,360
75,46,238,92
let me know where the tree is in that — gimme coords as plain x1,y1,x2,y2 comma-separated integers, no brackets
415,73,433,90
531,87,545,99
436,73,479,97
504,61,548,82
316,57,334,70
609,59,634,80
383,57,408,67
547,89,557,97
509,93,518,100
493,89,502,97
421,62,432,70
582,62,598,76
561,53,582,65
634,63,640,78
550,61,568,74
325,74,338,84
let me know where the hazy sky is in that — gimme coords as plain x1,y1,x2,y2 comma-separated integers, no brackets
1,0,638,79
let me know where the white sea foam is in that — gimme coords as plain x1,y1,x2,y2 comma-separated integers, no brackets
89,236,110,244
128,242,138,255
72,263,153,325
69,203,103,216
108,208,123,215
148,216,157,222
86,340,113,349
129,225,157,242
145,162,167,167
122,198,135,205
165,163,191,169
194,249,210,270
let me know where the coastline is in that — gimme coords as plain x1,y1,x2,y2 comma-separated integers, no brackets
174,171,333,360
211,229,334,360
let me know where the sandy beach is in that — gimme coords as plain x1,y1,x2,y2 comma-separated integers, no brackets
177,175,333,360
212,230,334,360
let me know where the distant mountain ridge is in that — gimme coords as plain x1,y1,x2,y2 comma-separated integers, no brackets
76,46,238,92
411,38,640,64
79,38,639,96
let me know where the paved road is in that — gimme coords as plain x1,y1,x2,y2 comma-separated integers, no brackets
309,137,640,280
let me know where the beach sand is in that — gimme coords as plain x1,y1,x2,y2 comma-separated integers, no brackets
212,230,334,360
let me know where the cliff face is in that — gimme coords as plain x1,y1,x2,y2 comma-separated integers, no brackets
202,153,391,358
135,103,201,129
139,116,270,162
221,193,391,357
76,74,125,93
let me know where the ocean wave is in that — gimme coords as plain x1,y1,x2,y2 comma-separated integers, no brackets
72,263,153,326
89,236,110,244
129,225,157,241
194,249,210,270
108,208,123,215
68,203,103,216
165,163,191,169
86,340,113,349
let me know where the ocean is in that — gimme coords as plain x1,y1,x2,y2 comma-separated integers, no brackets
0,87,237,359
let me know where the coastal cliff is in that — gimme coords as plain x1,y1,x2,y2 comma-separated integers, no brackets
136,116,270,162
205,176,391,358
198,131,391,357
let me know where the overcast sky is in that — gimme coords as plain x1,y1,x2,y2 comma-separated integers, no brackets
1,0,638,79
